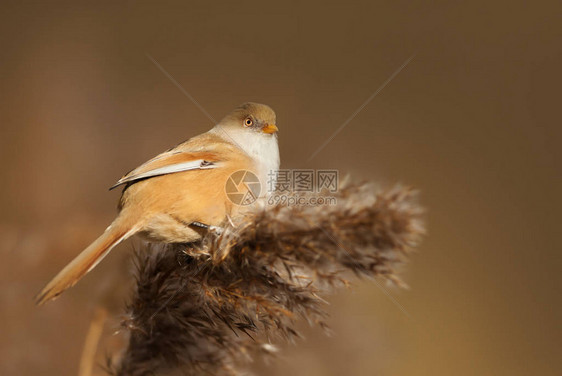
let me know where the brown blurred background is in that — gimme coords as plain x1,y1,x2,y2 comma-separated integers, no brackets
1,1,560,375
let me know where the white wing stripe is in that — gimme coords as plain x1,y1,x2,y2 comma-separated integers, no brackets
111,159,219,189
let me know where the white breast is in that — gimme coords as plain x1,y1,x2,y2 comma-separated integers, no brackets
211,126,280,194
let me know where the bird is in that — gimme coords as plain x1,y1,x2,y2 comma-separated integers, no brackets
35,102,280,305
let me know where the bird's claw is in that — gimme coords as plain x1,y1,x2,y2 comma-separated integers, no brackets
208,225,223,235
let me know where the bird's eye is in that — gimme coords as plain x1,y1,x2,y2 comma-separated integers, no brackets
244,118,253,127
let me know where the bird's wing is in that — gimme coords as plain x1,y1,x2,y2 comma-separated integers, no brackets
109,150,221,190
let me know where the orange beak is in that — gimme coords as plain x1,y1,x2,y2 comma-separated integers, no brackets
261,124,279,134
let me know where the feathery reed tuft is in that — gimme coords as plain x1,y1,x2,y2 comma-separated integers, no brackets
107,183,424,375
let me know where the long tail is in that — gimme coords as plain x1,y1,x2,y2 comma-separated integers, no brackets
35,218,138,306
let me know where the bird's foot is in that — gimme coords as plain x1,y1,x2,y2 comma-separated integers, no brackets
191,221,223,235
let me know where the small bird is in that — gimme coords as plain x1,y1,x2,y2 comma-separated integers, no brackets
36,102,280,305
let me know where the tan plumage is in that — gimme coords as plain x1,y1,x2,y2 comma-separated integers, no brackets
36,102,280,305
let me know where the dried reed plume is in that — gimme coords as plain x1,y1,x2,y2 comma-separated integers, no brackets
107,183,424,376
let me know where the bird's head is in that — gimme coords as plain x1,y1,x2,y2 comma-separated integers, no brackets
219,102,278,135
